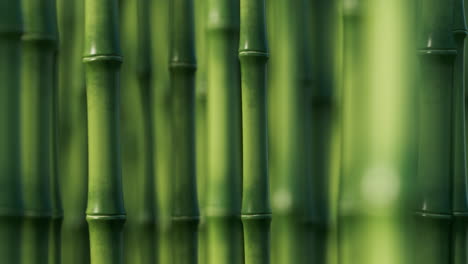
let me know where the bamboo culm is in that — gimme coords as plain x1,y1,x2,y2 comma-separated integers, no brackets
21,0,58,262
205,0,243,263
83,0,126,263
239,0,271,263
0,1,23,263
170,0,199,263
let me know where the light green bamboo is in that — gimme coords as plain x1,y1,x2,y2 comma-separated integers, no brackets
57,0,90,263
339,0,417,264
0,1,23,263
150,0,173,263
239,0,271,263
170,0,199,263
21,0,58,262
205,0,243,263
414,0,456,263
120,0,155,262
454,0,468,263
83,0,126,263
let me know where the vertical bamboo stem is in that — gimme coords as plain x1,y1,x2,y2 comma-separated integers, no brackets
170,0,199,263
453,0,468,263
21,0,58,262
0,1,23,263
339,0,417,263
83,0,126,263
57,0,90,262
239,0,271,263
205,0,243,263
150,0,173,263
415,0,456,263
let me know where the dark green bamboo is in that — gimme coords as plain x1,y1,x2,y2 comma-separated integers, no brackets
170,0,199,263
205,0,243,263
415,0,456,263
339,0,417,263
454,0,468,263
57,0,90,263
150,0,173,263
0,1,23,263
120,0,155,262
21,0,58,262
194,0,207,262
239,0,271,263
83,0,126,263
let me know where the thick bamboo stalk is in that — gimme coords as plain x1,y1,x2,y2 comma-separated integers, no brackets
170,0,199,263
194,0,208,262
0,1,23,263
21,0,58,262
120,0,155,262
83,0,126,263
205,0,243,263
150,0,173,263
415,0,456,263
239,0,271,263
57,0,90,262
453,0,468,263
339,0,417,263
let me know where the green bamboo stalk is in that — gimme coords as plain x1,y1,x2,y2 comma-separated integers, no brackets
339,0,417,263
453,0,468,263
21,0,58,262
120,0,155,262
150,0,173,263
415,0,456,263
83,0,126,263
205,0,243,263
194,0,208,262
170,0,199,263
57,0,90,262
239,0,271,263
0,1,23,263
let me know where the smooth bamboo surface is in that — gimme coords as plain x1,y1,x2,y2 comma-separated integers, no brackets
0,1,23,263
415,0,456,263
170,0,200,263
120,0,155,263
339,0,417,264
239,0,271,263
205,0,243,263
21,0,58,262
83,0,126,263
150,0,173,263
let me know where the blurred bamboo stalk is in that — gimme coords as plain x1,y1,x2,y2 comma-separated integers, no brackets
150,0,173,263
239,0,271,263
0,1,23,263
83,0,126,262
21,0,58,262
120,0,155,263
170,0,199,263
339,0,417,264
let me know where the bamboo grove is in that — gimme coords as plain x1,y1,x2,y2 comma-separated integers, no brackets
1,0,468,263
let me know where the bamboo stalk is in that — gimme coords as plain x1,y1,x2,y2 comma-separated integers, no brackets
21,0,58,262
170,0,199,263
150,0,173,263
83,0,126,263
120,0,155,262
339,0,417,263
0,1,23,263
415,0,456,263
453,0,468,263
205,0,243,263
57,0,90,262
239,0,271,263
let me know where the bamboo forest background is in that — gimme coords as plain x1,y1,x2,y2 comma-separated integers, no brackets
0,0,466,263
